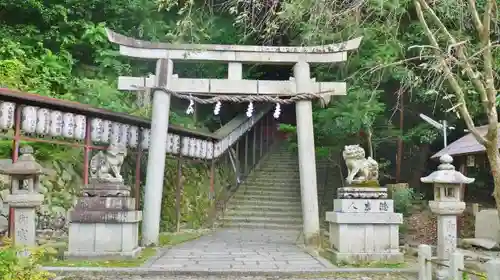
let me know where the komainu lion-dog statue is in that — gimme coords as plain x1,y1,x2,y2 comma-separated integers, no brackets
342,144,379,185
89,143,127,183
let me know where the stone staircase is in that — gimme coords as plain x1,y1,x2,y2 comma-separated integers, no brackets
220,146,303,230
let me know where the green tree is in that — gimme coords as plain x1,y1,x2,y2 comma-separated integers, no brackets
412,0,500,215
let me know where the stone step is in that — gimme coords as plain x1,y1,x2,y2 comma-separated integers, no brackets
224,209,302,218
257,166,298,170
255,168,299,173
231,194,301,202
235,189,301,197
261,158,298,163
221,215,303,226
228,198,301,208
242,180,300,185
237,187,300,195
247,177,300,183
255,171,299,175
257,167,298,171
226,203,302,213
261,159,297,163
244,181,300,187
220,221,303,230
241,185,300,191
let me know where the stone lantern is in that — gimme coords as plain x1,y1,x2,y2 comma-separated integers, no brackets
421,154,474,279
0,146,45,247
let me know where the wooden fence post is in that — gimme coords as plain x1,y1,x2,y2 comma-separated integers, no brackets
418,244,432,280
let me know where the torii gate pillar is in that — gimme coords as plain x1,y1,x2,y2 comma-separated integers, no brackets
294,61,320,246
142,59,173,246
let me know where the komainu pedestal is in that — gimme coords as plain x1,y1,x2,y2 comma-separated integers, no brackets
65,196,142,259
65,144,142,259
326,145,403,264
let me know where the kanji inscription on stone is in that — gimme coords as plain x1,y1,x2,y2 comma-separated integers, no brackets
364,201,371,212
348,202,358,211
16,228,28,242
17,212,28,225
379,201,389,212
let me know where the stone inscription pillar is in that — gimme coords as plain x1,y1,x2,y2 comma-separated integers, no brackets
142,59,173,246
293,61,320,246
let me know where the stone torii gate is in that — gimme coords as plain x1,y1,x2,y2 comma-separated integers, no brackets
106,29,362,246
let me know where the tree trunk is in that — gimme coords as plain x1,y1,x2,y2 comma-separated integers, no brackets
366,128,374,158
410,144,430,193
485,145,500,229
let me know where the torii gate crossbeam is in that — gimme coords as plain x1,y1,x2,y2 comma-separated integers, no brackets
106,29,362,247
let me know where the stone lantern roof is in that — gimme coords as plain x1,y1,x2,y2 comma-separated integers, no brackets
421,154,475,185
0,146,44,176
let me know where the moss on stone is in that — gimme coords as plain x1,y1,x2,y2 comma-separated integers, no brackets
351,180,380,187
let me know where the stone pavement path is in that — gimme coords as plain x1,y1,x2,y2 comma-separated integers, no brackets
145,228,333,271
58,275,415,280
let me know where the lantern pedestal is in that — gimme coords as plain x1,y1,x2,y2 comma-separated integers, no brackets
5,192,44,247
64,196,142,260
326,194,404,264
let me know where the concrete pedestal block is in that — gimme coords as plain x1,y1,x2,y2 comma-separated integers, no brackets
65,197,142,259
325,208,403,264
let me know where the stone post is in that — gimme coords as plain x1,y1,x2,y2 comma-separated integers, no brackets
486,259,500,280
420,154,474,280
142,58,173,246
418,244,432,280
448,251,464,280
0,146,45,250
293,61,320,247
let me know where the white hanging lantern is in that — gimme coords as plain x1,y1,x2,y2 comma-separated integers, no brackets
128,126,139,148
181,137,190,156
141,129,151,150
0,102,15,130
90,118,102,142
189,138,197,157
214,142,222,158
200,141,208,159
166,134,174,153
62,113,75,138
35,108,50,135
22,106,37,133
194,139,203,158
110,122,122,145
49,110,63,137
171,134,180,154
100,120,111,143
206,141,214,159
120,124,130,146
74,115,86,140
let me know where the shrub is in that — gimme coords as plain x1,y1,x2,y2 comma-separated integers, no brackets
0,237,56,280
392,187,422,216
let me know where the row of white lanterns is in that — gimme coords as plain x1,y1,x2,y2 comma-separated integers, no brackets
0,102,265,159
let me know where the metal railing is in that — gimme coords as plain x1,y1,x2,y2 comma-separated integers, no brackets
418,244,500,280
